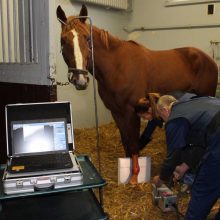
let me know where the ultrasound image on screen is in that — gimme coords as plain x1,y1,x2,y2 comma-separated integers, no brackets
11,118,67,155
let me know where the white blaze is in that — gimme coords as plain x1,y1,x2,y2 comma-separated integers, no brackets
71,29,85,84
71,29,83,69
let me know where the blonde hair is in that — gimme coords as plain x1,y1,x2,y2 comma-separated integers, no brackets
157,95,177,110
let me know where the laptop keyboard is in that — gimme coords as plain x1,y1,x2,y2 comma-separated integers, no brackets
9,153,73,173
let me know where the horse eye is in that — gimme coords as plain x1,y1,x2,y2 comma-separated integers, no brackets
86,36,91,42
86,37,91,47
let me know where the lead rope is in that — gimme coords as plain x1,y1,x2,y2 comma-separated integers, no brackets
89,18,104,208
73,16,103,206
56,16,103,206
89,17,104,207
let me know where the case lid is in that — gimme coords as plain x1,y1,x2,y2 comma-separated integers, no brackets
5,101,74,157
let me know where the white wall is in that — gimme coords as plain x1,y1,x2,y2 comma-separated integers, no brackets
54,1,131,128
127,0,220,66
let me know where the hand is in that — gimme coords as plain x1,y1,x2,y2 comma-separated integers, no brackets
173,170,182,181
173,163,189,181
152,175,164,187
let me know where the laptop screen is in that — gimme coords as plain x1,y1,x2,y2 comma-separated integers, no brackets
11,118,68,156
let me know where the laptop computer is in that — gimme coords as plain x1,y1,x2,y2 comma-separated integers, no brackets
5,102,82,179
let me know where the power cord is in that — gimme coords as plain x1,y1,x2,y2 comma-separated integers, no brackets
172,203,185,220
168,178,186,220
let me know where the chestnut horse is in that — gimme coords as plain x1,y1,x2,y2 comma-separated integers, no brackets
56,5,218,184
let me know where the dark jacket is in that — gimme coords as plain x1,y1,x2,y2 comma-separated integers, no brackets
159,96,220,181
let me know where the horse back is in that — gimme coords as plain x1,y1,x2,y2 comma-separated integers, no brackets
129,45,219,97
172,47,218,96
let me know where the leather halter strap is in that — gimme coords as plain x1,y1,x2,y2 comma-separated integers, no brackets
68,68,88,75
58,17,92,75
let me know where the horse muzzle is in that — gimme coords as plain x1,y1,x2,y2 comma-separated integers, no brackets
68,69,89,90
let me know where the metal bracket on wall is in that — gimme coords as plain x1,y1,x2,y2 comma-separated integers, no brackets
165,0,220,7
123,23,220,34
210,40,220,45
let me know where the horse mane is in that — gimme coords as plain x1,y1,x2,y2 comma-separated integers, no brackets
65,16,90,35
99,30,143,50
100,30,110,50
94,26,124,50
66,16,127,50
128,40,141,46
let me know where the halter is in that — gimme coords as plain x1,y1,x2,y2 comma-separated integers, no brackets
68,68,88,76
57,14,102,204
67,67,89,87
58,17,93,76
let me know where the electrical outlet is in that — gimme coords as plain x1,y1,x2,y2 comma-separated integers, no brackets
208,4,214,15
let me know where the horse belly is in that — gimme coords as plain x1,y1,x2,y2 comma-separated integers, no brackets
142,60,191,93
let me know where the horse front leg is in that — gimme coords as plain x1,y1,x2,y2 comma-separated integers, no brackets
112,110,141,185
130,154,139,185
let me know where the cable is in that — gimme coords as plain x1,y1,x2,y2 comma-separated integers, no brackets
172,203,180,220
172,203,185,220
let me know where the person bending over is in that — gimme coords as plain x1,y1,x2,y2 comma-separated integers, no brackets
153,94,220,220
136,92,205,189
135,92,201,151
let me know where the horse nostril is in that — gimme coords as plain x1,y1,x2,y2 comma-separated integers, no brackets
75,84,87,90
68,72,73,82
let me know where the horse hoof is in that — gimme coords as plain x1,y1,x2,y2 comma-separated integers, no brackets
129,175,138,185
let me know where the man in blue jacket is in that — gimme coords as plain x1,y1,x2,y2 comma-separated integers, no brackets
153,95,220,220
136,92,201,151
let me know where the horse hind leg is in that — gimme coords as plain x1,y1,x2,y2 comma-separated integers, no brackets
189,49,218,96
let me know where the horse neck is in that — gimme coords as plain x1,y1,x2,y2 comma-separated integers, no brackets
93,26,122,48
89,26,123,79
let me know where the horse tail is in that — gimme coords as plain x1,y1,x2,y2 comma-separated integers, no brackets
188,48,218,96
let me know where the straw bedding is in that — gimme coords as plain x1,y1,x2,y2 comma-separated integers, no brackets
74,122,219,220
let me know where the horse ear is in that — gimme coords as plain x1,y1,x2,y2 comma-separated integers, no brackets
79,4,88,23
56,5,67,25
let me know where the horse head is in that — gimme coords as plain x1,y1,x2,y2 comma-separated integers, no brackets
56,5,90,90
